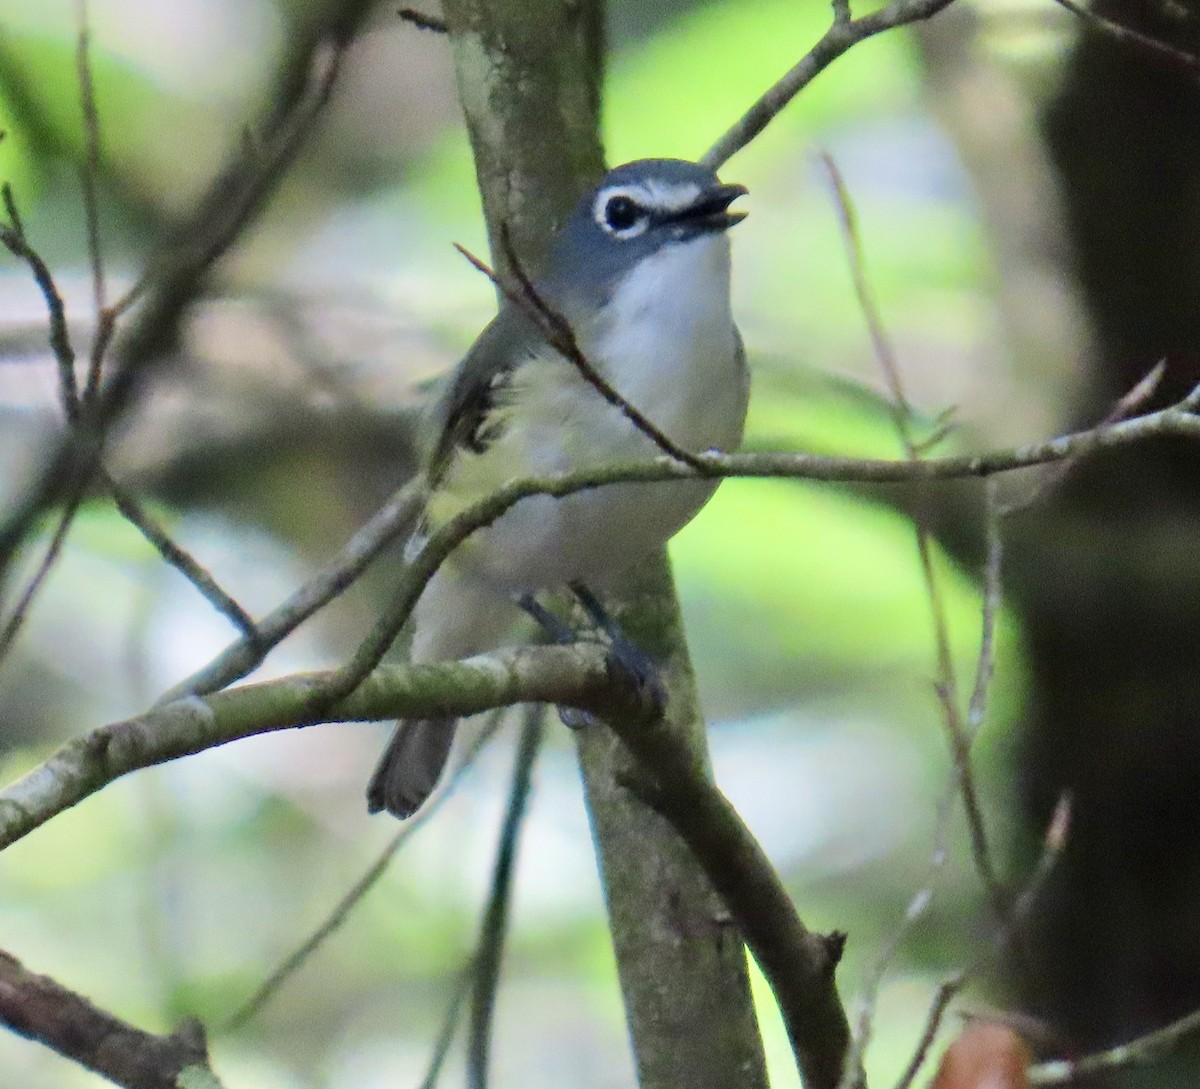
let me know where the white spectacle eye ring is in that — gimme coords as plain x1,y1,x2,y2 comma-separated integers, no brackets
593,188,650,238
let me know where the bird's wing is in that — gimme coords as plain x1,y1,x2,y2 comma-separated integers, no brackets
424,304,543,485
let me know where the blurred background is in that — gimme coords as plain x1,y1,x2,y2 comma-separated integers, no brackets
3,0,1200,1085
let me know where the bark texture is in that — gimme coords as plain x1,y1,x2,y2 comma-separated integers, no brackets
575,559,770,1089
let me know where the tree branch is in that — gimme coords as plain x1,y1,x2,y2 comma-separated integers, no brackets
0,644,648,852
702,0,959,169
595,682,852,1089
1030,1005,1200,1083
0,948,223,1089
158,383,1200,717
159,478,426,702
456,237,712,471
225,710,505,1030
1049,0,1200,78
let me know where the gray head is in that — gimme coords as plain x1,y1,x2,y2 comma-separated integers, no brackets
543,159,747,302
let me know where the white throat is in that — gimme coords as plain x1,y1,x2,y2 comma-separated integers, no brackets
590,232,741,452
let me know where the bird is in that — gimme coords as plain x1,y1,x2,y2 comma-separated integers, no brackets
367,158,749,819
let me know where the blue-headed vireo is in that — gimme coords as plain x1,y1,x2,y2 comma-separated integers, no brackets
367,158,748,819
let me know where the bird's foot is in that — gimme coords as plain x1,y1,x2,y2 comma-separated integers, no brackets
556,637,664,730
517,593,576,644
521,587,667,728
518,594,595,729
603,630,667,716
570,582,667,718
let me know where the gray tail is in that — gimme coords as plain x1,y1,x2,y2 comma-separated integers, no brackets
366,718,456,819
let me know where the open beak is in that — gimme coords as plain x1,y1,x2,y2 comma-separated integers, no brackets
670,182,748,232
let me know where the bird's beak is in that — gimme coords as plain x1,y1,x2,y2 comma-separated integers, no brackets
671,183,748,232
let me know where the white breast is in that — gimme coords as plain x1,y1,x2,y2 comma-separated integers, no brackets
449,232,748,591
592,232,744,455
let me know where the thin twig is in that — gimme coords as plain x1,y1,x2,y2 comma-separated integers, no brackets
965,479,1003,737
224,712,505,1030
1050,0,1200,77
0,185,79,420
0,0,373,586
158,477,426,702
105,478,259,642
828,161,1005,1088
895,795,1072,1089
1000,360,1167,516
165,380,1200,711
0,482,89,667
456,237,711,473
74,0,110,404
891,975,965,1089
467,706,544,1089
819,151,915,443
852,549,1002,1078
821,151,1006,924
1030,1005,1200,1083
418,956,478,1089
14,379,1197,836
702,0,959,169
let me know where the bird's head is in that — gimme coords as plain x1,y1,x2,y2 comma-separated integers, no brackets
547,159,747,303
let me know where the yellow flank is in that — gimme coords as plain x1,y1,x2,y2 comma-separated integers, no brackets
424,353,604,533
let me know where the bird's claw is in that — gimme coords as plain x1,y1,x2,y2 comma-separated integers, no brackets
605,636,667,717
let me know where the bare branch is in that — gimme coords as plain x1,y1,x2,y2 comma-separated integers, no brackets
966,479,1003,737
895,795,1072,1089
105,477,259,641
891,974,965,1089
0,482,88,669
0,948,224,1089
1030,1005,1200,1083
822,150,1006,920
0,185,79,420
1,634,852,1084
702,0,959,169
604,707,853,1089
1001,360,1168,515
818,150,917,450
0,644,649,852
159,478,426,702
1050,0,1200,77
158,381,1200,715
4,370,1182,857
419,957,477,1089
829,160,1007,1089
74,0,108,405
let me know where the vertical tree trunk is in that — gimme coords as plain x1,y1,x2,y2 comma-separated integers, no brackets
575,558,769,1089
440,2,770,1086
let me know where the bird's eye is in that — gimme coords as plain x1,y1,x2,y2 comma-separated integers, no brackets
603,195,642,233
